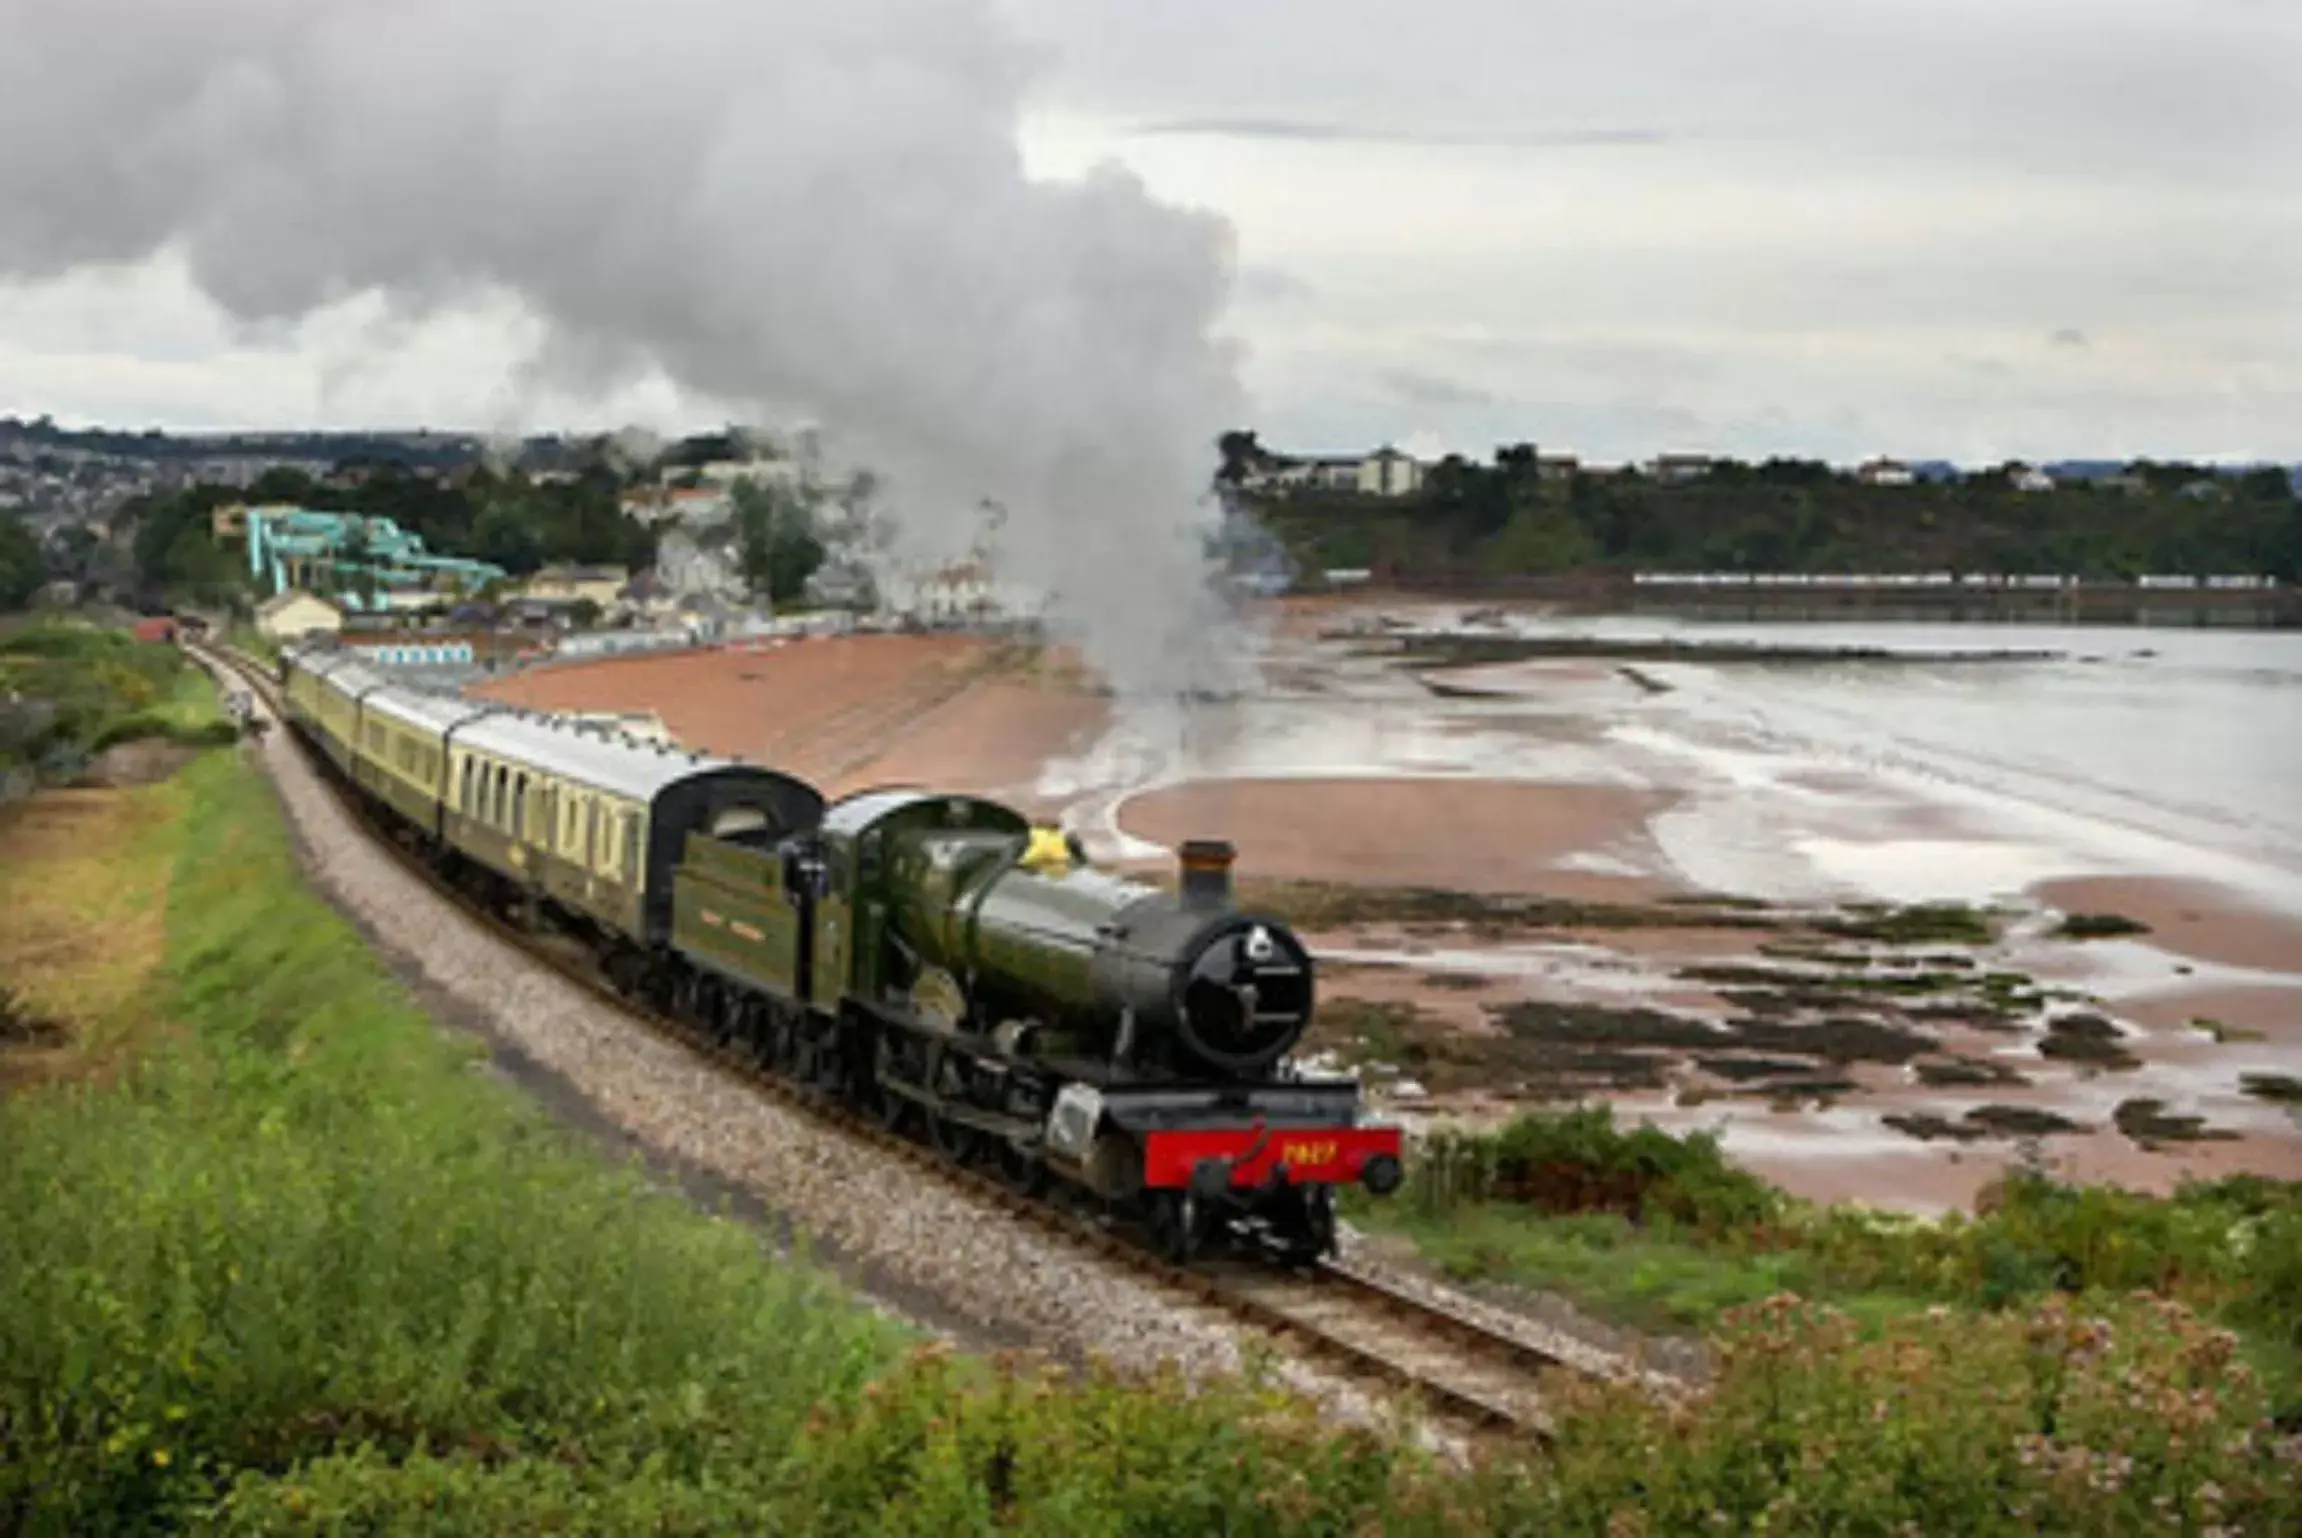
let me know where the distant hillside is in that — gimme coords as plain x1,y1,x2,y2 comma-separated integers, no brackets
1253,457,2302,583
0,416,488,469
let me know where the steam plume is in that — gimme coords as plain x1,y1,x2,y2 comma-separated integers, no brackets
0,0,1247,699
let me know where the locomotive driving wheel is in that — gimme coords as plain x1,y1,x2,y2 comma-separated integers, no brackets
1279,1188,1337,1269
872,1038,918,1136
1147,1191,1203,1265
929,1111,984,1167
995,1139,1045,1196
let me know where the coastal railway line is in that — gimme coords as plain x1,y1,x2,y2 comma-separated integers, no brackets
190,638,1605,1442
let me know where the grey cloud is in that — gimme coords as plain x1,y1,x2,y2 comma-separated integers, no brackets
1133,118,1675,151
1375,367,1492,407
0,0,1251,703
1006,0,2298,184
2050,328,2092,349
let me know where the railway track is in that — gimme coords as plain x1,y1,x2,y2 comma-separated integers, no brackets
192,638,1600,1442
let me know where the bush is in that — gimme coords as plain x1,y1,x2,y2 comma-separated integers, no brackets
1409,1105,1782,1230
0,620,222,773
1520,1294,2302,1534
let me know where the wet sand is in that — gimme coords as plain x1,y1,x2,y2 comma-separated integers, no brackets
1117,777,1675,899
2032,875,2302,976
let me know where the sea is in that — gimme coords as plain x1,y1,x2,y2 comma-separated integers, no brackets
1044,612,2302,915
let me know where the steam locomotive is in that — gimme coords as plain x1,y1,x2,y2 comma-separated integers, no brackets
275,641,1402,1264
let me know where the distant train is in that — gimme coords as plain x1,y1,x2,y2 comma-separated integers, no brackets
274,641,1401,1264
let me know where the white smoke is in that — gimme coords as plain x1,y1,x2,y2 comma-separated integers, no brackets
0,0,1248,701
600,425,667,478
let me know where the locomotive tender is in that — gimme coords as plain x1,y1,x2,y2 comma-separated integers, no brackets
275,640,1402,1263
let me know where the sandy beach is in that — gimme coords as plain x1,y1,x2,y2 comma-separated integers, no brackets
475,600,2302,1212
1117,776,1673,899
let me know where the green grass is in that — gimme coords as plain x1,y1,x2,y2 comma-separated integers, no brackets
7,753,2300,1534
1367,1202,1933,1337
0,753,907,1532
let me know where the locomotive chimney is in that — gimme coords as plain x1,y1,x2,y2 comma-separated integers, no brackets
1178,839,1235,909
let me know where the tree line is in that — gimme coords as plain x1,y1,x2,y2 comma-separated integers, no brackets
1227,438,2301,581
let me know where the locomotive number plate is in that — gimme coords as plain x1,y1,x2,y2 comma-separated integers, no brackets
1280,1140,1339,1167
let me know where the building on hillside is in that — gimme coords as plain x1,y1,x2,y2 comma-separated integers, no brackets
1357,446,1424,497
804,559,878,610
656,525,744,600
2009,465,2057,493
255,590,344,641
1240,447,1427,498
515,564,627,609
882,560,1003,625
1648,453,1717,483
1536,454,1581,482
1856,457,1916,487
695,457,802,491
623,485,737,527
2179,478,2230,502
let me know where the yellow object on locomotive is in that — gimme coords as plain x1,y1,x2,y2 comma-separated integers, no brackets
1020,824,1087,876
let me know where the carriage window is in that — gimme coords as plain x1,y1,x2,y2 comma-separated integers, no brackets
512,774,527,837
622,812,640,883
588,802,601,869
460,757,474,813
493,766,509,828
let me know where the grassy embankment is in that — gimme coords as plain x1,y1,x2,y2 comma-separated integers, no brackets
3,731,2299,1529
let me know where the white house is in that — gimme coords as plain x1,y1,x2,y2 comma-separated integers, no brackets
1649,453,1716,483
656,525,744,599
1357,446,1424,497
255,589,344,641
696,457,802,491
1856,457,1915,487
2009,464,2057,493
1242,447,1426,497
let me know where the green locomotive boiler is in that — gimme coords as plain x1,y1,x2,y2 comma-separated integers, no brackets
669,788,1402,1262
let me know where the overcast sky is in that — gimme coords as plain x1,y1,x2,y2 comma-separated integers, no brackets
3,0,2296,465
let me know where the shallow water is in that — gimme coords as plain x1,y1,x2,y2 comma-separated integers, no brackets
1051,613,2302,915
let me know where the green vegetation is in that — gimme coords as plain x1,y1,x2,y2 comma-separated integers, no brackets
0,622,234,788
0,756,906,1532
1366,1107,2302,1386
732,475,829,605
1817,900,2000,946
2052,911,2153,940
1240,878,1784,934
0,511,42,609
5,738,2298,1529
1236,443,2302,581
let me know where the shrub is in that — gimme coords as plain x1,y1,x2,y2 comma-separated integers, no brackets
1517,1294,2302,1534
1409,1105,1781,1230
